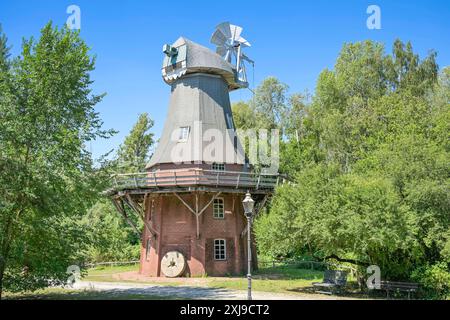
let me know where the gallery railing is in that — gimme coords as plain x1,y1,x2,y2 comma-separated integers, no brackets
110,169,284,191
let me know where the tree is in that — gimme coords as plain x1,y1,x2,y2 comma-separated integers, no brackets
116,113,154,172
250,76,289,131
231,101,255,130
0,23,112,297
0,24,11,71
255,40,449,293
82,114,155,263
81,199,141,263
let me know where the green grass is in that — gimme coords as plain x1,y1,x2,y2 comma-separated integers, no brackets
84,263,139,282
5,264,364,299
84,263,325,295
209,266,323,293
82,264,367,297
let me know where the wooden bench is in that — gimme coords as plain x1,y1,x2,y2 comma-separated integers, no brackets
379,281,419,299
312,270,348,295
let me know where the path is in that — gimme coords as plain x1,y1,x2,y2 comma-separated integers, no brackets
72,281,353,300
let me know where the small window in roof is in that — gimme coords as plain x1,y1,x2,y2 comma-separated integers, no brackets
178,126,190,142
226,113,234,130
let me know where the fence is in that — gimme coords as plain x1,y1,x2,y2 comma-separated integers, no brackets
84,260,140,268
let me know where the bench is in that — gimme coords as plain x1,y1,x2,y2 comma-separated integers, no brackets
379,281,419,299
312,270,348,295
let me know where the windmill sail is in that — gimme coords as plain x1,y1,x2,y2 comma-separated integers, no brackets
210,22,252,88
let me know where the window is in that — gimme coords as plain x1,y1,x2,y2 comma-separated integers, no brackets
145,238,151,261
178,126,190,142
226,113,234,129
212,163,225,171
213,198,224,219
214,239,226,260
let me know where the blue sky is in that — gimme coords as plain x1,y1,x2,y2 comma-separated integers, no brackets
1,0,449,161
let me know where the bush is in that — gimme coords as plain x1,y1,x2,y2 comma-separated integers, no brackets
411,262,450,299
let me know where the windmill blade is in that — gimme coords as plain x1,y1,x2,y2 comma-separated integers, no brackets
229,24,243,42
211,21,252,87
216,46,228,57
216,21,232,39
237,36,251,47
211,29,228,46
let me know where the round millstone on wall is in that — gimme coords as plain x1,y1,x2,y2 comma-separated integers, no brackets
161,251,187,277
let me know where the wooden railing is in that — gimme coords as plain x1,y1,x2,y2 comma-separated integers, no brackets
111,169,282,191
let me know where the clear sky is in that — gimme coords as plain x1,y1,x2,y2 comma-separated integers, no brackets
1,0,449,161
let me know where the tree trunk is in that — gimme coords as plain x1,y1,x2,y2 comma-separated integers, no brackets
0,212,17,300
0,258,6,300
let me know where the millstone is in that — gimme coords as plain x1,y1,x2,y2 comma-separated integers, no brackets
161,251,186,277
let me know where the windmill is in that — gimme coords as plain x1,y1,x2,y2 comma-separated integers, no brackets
108,23,280,278
211,22,254,87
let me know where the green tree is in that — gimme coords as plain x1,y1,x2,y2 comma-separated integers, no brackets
83,113,155,263
81,199,141,263
250,76,289,131
116,113,154,172
0,23,112,297
231,101,255,130
0,24,10,71
255,40,449,294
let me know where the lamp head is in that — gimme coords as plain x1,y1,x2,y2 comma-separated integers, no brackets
242,192,255,217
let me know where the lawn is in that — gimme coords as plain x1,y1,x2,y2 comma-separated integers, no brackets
84,263,327,294
209,265,324,293
84,263,140,282
4,264,365,300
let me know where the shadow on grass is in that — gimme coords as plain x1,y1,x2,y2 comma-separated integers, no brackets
286,283,377,300
5,285,240,300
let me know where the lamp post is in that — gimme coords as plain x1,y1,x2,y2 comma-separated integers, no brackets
242,191,255,301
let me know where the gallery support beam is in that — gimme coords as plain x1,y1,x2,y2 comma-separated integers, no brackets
173,191,222,239
111,198,141,237
122,193,159,238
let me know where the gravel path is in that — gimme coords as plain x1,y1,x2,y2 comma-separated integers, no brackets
72,281,352,300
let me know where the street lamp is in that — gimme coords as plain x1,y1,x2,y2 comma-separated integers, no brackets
242,191,255,301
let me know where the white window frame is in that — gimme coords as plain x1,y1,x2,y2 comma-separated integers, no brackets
178,126,190,142
212,163,225,171
214,239,226,261
213,197,225,219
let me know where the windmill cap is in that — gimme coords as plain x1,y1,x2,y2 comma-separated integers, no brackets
162,37,244,91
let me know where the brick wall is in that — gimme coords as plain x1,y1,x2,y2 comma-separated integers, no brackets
139,192,252,277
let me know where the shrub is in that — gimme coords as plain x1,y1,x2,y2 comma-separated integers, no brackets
411,262,450,299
